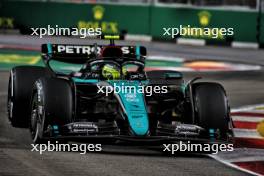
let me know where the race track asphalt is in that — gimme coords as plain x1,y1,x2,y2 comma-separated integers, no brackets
0,34,264,176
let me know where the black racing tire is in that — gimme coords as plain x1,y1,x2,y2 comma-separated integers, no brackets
192,82,230,139
30,77,73,144
7,66,51,128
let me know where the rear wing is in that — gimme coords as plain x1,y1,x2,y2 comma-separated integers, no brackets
41,44,147,64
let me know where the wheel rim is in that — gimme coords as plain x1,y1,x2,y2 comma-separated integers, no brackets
7,76,13,121
31,109,38,142
7,99,13,120
30,94,42,143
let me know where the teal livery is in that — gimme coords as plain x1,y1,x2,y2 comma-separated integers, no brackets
109,80,149,136
72,78,149,136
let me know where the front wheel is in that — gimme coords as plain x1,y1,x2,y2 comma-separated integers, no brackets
29,77,73,143
192,82,232,140
7,66,50,128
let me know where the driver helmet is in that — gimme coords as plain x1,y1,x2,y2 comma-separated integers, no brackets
102,64,121,80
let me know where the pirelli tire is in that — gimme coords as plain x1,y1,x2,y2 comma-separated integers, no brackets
30,77,73,143
7,66,51,128
192,82,231,140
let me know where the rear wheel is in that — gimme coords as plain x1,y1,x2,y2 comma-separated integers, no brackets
30,77,73,143
7,66,51,128
192,82,231,139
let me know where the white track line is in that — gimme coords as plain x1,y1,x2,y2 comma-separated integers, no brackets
232,116,264,122
124,34,152,42
177,38,206,46
231,42,259,49
147,55,185,62
209,154,262,176
232,104,264,112
225,156,264,163
233,129,262,139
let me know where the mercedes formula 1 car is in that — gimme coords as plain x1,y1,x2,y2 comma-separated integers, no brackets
7,37,233,144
